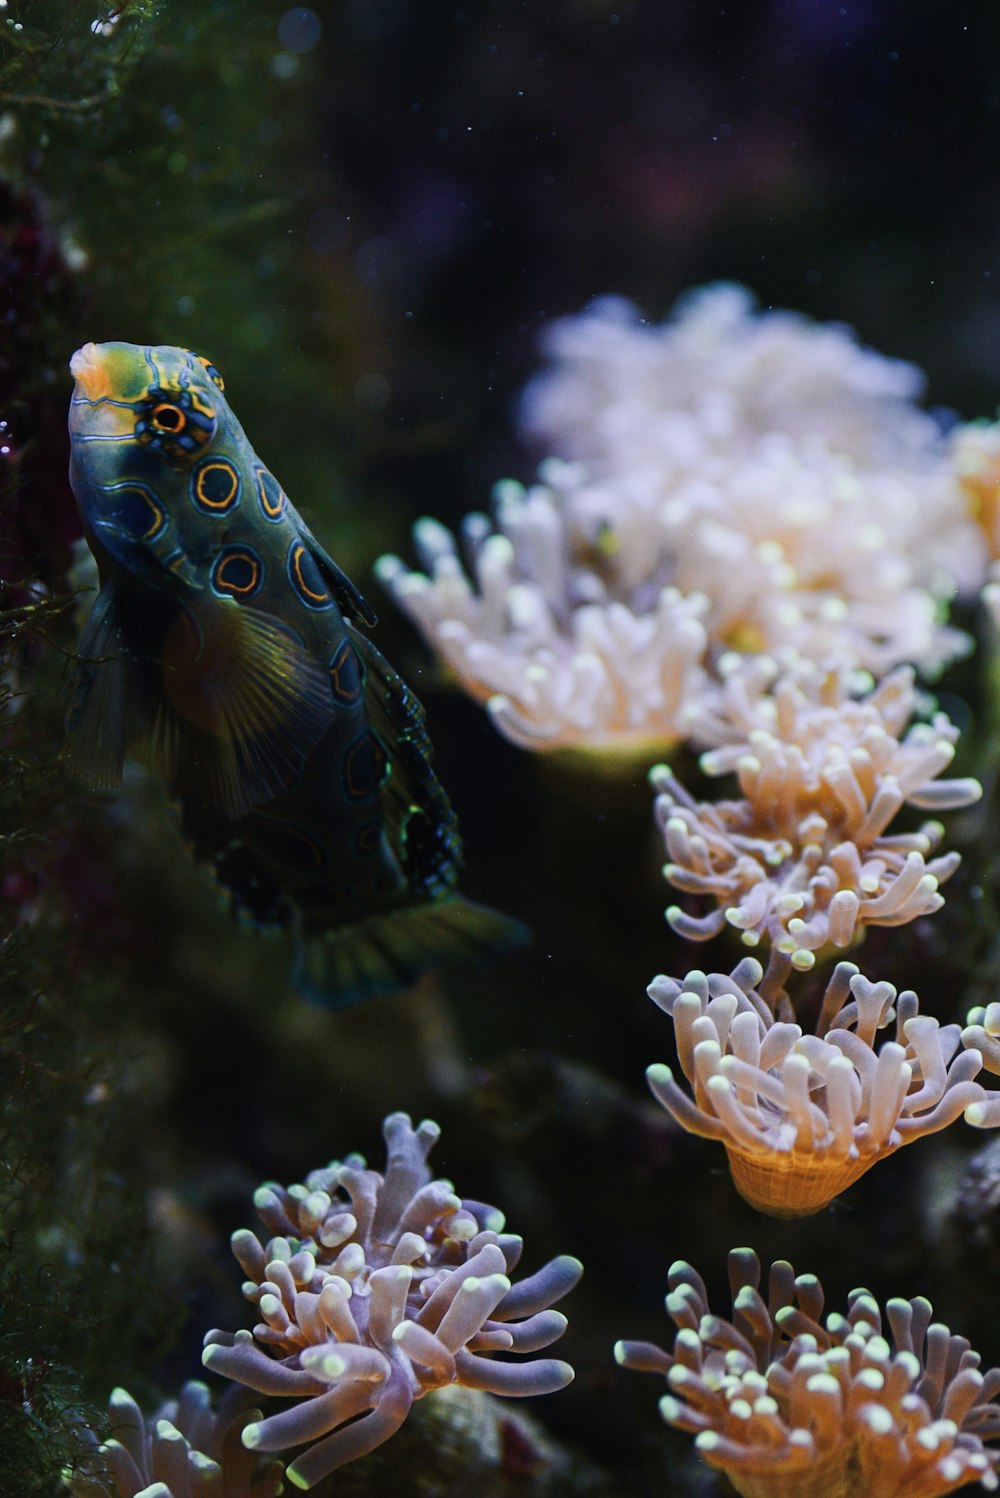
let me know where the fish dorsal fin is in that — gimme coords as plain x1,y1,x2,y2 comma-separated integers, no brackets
302,528,378,627
64,581,158,790
346,623,463,899
151,598,337,820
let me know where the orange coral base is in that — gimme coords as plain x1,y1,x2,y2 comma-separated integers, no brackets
723,1143,895,1218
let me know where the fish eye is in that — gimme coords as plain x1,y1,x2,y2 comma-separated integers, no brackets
135,384,217,459
151,402,186,432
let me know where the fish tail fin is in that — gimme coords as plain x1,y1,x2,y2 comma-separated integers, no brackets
292,896,529,1009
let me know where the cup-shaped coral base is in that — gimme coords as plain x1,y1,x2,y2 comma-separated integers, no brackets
719,1444,857,1498
723,1143,892,1217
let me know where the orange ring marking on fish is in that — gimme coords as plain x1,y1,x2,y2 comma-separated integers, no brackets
195,461,240,509
291,543,331,604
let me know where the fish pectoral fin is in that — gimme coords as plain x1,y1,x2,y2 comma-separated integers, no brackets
64,581,153,789
303,529,378,627
152,599,336,820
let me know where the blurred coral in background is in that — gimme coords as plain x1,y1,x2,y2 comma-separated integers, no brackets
63,1383,284,1498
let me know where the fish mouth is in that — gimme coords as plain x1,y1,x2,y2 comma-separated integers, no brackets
68,342,139,441
70,342,113,402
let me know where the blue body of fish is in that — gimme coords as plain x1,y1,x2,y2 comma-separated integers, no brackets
66,341,523,1003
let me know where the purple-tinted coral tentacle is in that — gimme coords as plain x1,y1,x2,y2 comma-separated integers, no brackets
202,1334,327,1396
452,1351,575,1395
480,1308,569,1353
492,1255,584,1320
283,1373,414,1490
241,1382,377,1454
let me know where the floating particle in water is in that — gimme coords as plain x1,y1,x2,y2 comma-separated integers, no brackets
278,6,322,53
309,207,349,255
355,372,391,412
271,52,300,81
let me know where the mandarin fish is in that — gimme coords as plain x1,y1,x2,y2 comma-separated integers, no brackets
65,341,525,1005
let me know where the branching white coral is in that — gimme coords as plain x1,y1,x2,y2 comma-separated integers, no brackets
522,285,938,467
522,285,985,605
202,1112,581,1490
376,486,710,752
379,285,984,756
653,659,981,968
648,443,969,673
63,1382,283,1498
615,1248,1000,1498
645,958,992,1216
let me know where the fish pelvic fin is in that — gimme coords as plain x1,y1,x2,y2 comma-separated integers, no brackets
64,580,158,790
292,895,530,1009
151,598,337,820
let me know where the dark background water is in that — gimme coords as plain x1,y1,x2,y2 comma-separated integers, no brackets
5,1,1000,1493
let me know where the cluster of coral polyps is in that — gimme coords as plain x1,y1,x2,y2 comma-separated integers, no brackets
644,958,995,1216
519,287,985,621
63,1382,284,1498
64,1114,579,1496
616,1249,1000,1498
200,1112,581,1490
652,659,981,970
378,285,988,757
375,488,712,754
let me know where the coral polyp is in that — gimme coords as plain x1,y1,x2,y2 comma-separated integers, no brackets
654,659,980,969
616,1248,1000,1498
644,959,994,1216
201,1112,581,1490
62,1382,284,1498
